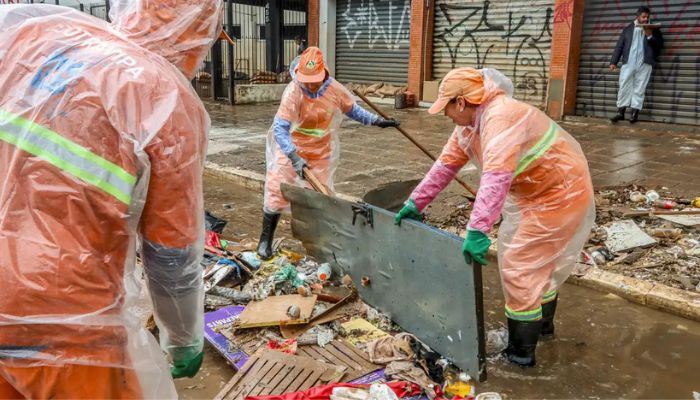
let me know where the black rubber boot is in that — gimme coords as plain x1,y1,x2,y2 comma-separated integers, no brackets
256,212,281,260
610,107,626,123
541,297,558,337
503,318,542,367
629,108,639,124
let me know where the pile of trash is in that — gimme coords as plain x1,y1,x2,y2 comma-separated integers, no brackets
581,186,700,291
424,186,700,292
200,211,498,400
345,82,408,99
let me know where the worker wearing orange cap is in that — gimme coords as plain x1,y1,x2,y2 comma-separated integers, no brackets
396,68,595,367
257,47,400,259
0,1,225,397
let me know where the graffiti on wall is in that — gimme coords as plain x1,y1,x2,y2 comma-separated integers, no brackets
340,0,411,51
577,0,700,125
433,1,553,104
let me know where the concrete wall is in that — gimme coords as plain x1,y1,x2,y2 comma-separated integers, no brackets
234,84,287,105
318,0,337,75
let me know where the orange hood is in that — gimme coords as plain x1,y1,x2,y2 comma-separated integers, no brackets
110,0,224,79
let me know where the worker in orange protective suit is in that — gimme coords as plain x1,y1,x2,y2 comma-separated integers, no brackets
396,68,595,367
0,1,226,398
257,47,400,259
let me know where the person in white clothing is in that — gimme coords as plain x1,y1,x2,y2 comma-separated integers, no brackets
609,6,663,124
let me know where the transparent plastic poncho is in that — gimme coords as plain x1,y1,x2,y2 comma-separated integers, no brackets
410,69,595,315
0,1,222,397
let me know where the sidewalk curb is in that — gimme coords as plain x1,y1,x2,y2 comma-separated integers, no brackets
568,267,700,322
204,161,700,323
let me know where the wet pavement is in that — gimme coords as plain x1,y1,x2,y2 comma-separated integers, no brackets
182,175,700,399
204,99,700,200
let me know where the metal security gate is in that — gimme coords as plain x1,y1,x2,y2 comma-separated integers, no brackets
335,0,411,85
575,1,700,125
432,0,554,107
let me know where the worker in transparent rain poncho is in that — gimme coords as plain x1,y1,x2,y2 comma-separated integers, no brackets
257,47,400,259
395,68,595,367
0,0,228,397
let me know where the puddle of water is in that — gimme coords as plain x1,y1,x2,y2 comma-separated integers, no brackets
478,266,700,399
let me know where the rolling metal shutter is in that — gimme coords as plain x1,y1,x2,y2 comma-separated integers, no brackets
432,0,554,107
335,0,411,85
575,1,700,125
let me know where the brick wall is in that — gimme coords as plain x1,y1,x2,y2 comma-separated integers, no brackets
407,0,431,102
546,0,585,119
307,0,320,47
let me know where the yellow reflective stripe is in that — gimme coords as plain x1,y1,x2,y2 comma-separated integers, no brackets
505,305,543,321
514,121,558,177
294,127,326,137
542,290,558,303
0,129,131,204
0,109,135,204
0,109,136,185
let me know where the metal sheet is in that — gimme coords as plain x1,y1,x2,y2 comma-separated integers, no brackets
575,0,700,125
282,183,487,381
335,0,411,85
432,0,554,107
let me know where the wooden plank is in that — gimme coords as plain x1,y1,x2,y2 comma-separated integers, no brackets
238,295,317,328
262,363,296,396
271,365,308,395
239,359,275,398
229,358,269,400
335,340,377,369
282,368,314,394
323,344,364,371
251,361,286,396
214,356,260,400
216,349,347,399
297,369,324,392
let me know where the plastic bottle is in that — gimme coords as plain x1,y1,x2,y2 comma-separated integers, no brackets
653,200,677,209
645,190,660,203
316,263,332,281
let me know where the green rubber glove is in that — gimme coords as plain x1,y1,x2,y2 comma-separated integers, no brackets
395,199,423,225
462,230,491,266
171,350,204,379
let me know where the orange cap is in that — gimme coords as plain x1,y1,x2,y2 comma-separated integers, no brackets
428,68,485,115
295,47,327,83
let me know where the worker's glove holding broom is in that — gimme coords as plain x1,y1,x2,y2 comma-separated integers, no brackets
373,118,400,128
288,151,308,178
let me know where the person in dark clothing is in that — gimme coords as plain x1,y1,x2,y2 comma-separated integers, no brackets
295,35,308,56
609,6,663,124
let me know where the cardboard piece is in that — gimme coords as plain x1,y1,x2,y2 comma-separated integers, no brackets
295,340,382,382
238,294,317,328
214,349,347,399
605,220,657,253
659,214,700,227
280,295,359,339
204,306,249,369
340,318,391,346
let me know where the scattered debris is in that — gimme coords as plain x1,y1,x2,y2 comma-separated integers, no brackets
659,213,700,227
605,220,657,253
238,294,317,328
341,319,391,348
364,333,415,364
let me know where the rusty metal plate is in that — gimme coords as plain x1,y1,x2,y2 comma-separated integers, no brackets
282,184,486,381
